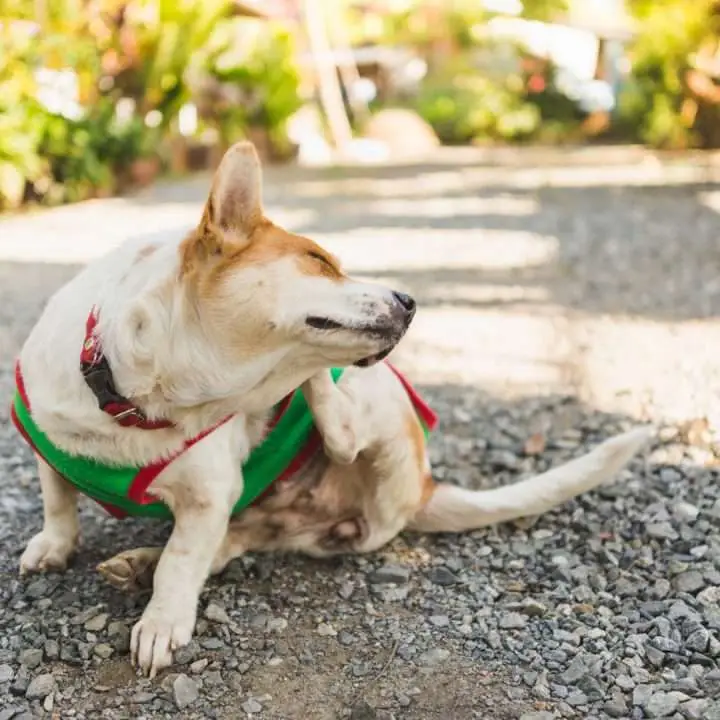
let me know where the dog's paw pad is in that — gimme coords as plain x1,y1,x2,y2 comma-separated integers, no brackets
97,548,159,592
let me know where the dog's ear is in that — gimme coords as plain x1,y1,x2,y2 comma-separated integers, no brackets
206,141,263,237
183,143,264,268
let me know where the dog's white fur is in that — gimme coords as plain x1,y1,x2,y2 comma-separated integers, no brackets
18,143,652,678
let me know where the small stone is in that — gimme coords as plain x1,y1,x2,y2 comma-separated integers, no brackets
242,698,263,714
267,617,288,633
204,602,230,624
519,713,555,720
84,613,108,632
44,640,59,660
697,586,720,605
633,685,654,707
0,664,14,682
19,648,43,670
131,691,156,703
681,698,709,720
190,659,209,673
338,582,355,599
200,638,224,650
498,612,527,630
647,522,678,540
350,701,376,720
317,623,337,637
685,627,710,653
11,666,30,695
367,565,410,584
417,648,450,666
673,502,700,522
338,631,357,646
429,567,458,586
25,673,55,700
703,700,720,720
644,691,684,718
615,674,635,691
172,674,199,709
604,690,628,718
561,656,587,684
518,599,547,617
93,644,113,659
371,586,409,602
174,641,200,665
674,571,706,594
429,615,449,628
565,689,588,706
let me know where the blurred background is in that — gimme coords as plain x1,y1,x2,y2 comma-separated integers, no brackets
1,0,719,210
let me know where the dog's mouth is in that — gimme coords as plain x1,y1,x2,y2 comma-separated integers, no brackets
305,316,404,367
353,346,394,367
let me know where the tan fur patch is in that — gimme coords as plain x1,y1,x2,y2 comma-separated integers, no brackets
406,412,426,472
420,473,436,508
180,219,344,293
406,412,435,508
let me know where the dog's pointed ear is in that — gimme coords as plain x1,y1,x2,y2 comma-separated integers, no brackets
183,143,264,268
206,141,263,237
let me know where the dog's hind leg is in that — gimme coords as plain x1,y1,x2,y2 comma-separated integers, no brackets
20,456,80,573
302,371,362,465
97,547,162,592
97,527,256,592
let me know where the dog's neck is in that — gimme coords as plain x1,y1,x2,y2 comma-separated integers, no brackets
94,244,312,438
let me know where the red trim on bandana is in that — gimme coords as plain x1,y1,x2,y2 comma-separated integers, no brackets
385,363,439,431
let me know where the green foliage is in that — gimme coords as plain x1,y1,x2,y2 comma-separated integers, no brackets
618,0,720,148
199,23,302,151
413,56,582,145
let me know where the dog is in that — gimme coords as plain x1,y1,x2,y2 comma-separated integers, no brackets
13,142,652,678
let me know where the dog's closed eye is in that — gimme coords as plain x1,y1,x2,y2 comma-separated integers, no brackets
307,251,336,271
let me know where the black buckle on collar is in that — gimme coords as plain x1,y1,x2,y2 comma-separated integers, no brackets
81,356,145,419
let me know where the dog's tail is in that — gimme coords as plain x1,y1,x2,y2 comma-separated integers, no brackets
410,427,652,533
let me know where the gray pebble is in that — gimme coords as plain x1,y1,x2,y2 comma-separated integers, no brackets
644,691,686,718
367,565,410,584
204,602,230,624
417,648,450,666
674,571,706,594
242,698,263,714
173,674,199,709
498,612,527,630
25,673,55,700
18,648,42,670
84,613,108,632
429,567,458,586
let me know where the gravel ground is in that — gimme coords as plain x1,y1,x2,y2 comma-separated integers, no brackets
1,149,720,720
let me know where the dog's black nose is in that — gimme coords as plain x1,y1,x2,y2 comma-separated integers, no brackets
392,291,416,314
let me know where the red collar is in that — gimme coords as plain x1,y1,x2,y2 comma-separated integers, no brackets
80,310,175,430
79,309,295,433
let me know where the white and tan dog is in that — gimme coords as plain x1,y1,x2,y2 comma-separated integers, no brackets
15,142,651,678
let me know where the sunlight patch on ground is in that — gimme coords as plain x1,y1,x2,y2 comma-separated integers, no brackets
319,229,559,272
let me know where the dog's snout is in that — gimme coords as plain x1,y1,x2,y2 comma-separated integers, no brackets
392,291,416,315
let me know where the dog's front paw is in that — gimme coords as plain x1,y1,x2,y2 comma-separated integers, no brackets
131,604,195,678
20,530,78,574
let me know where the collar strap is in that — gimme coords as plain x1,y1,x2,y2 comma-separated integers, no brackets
80,309,175,430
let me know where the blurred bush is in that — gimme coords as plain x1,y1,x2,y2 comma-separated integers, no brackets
0,0,303,210
195,22,302,160
412,51,583,145
618,0,720,149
